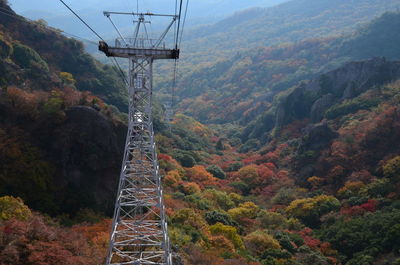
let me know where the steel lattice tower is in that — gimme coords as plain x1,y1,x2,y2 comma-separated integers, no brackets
99,11,179,265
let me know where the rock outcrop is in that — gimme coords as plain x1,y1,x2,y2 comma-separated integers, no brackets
275,58,400,128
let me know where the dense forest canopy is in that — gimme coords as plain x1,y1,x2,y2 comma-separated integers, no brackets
169,11,400,127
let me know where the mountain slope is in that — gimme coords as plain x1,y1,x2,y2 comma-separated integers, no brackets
0,5,125,213
183,0,400,56
173,11,400,124
159,59,400,264
0,2,128,110
0,1,220,217
0,0,128,216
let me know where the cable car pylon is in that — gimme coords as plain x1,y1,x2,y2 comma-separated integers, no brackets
99,9,181,265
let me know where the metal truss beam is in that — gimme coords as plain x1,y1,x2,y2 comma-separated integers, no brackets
105,54,172,265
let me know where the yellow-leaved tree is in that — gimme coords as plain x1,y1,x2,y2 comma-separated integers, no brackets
286,195,340,226
244,230,281,256
0,196,31,221
209,222,244,250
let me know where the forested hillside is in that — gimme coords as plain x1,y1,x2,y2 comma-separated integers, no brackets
0,0,217,217
1,0,400,265
0,0,127,216
155,0,400,93
0,2,127,110
175,0,400,68
174,12,400,124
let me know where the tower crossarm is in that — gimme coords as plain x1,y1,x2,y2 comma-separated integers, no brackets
99,41,179,59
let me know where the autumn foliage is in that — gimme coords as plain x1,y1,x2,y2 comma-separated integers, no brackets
185,165,218,189
2,2,400,265
0,196,103,264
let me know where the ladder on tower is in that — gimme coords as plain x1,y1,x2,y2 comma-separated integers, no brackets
99,11,180,265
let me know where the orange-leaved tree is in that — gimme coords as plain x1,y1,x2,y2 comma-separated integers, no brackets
186,165,217,189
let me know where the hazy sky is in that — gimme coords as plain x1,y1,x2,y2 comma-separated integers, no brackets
6,0,288,41
8,0,287,17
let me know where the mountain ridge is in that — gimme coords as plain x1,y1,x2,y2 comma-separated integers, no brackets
174,11,400,126
8,0,289,39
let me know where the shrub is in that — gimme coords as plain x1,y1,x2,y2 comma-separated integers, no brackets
203,189,235,210
261,257,280,265
227,162,243,172
383,156,400,180
271,188,301,206
361,178,392,198
209,235,235,253
182,182,201,195
346,254,374,265
176,153,196,167
228,201,260,222
41,92,65,122
205,210,237,226
210,222,244,249
318,209,400,261
244,230,280,256
236,164,259,188
228,192,243,205
257,211,288,230
286,195,340,227
169,226,194,247
274,231,304,253
0,196,31,221
239,139,260,153
0,35,12,59
261,248,291,259
12,43,49,72
185,165,217,189
171,208,207,231
383,223,400,249
158,155,183,173
183,194,212,210
183,244,225,265
294,246,330,265
74,208,104,224
337,181,365,199
215,138,224,150
308,176,324,189
229,181,251,195
325,97,379,120
164,170,182,188
59,72,76,86
393,258,400,265
206,165,226,179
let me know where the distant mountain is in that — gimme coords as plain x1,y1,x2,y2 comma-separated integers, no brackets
10,0,288,18
8,0,289,40
180,0,400,62
172,11,400,125
153,0,400,120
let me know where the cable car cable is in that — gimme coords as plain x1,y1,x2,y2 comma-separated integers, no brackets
179,0,189,47
58,0,105,41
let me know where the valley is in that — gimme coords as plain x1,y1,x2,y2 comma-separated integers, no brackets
1,0,400,264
